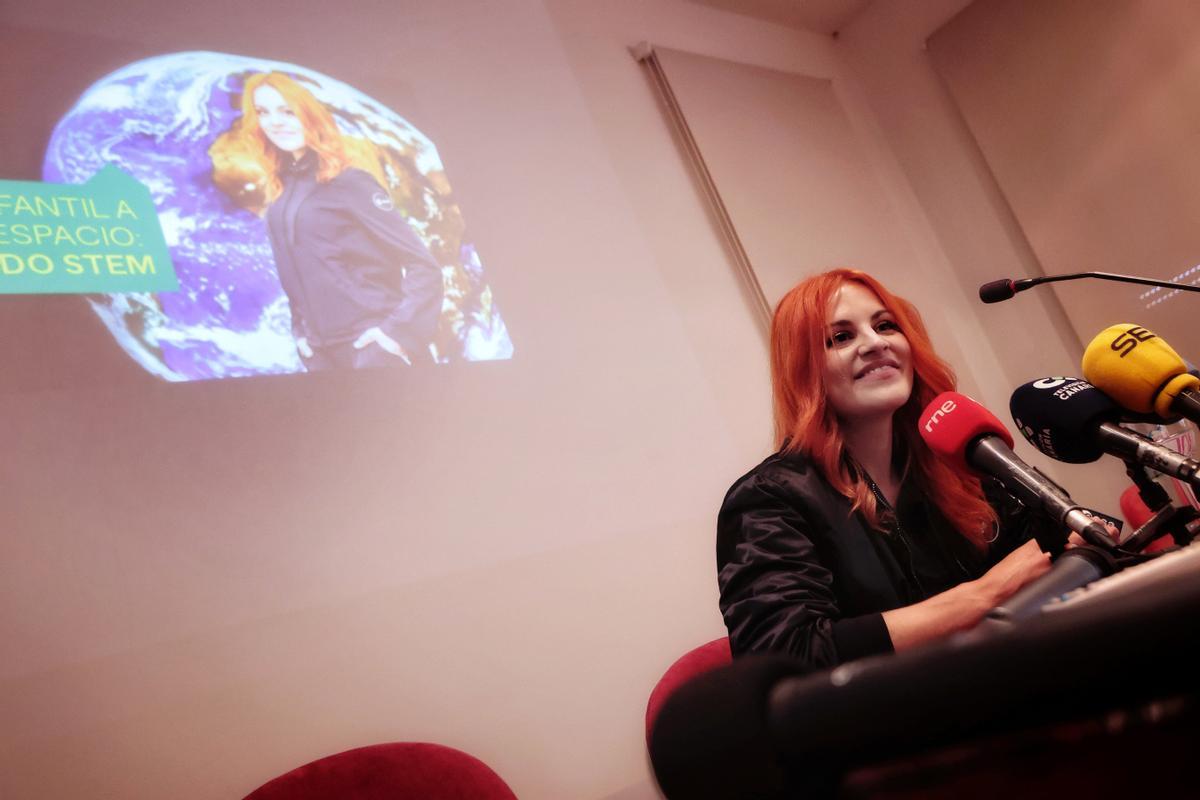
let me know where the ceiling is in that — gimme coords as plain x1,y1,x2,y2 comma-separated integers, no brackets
686,0,875,36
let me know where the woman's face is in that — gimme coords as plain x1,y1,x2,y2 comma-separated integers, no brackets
253,84,307,158
822,282,914,426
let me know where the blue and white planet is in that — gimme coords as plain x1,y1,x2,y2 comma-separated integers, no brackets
44,51,512,381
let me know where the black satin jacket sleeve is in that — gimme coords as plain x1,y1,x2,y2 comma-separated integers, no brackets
716,451,1066,671
717,454,896,670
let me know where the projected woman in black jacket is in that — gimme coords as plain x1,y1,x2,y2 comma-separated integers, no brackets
209,71,442,369
718,269,1070,670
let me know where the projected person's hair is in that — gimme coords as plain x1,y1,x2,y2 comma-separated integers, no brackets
210,71,444,369
210,72,353,211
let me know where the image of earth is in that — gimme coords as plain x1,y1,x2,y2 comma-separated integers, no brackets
43,50,512,381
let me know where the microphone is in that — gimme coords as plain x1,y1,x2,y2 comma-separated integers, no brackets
982,545,1116,626
979,271,1200,304
979,278,1034,303
918,392,1116,549
1081,323,1200,423
1009,377,1200,490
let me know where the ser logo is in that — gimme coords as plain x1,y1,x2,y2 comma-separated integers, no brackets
1110,326,1156,358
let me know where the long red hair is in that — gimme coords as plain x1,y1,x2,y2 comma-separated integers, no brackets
771,268,995,548
209,72,357,209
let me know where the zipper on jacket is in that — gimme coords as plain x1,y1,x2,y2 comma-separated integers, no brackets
861,471,928,599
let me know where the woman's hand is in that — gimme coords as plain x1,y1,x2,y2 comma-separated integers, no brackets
884,539,1052,653
975,539,1052,607
1065,522,1121,549
353,326,411,364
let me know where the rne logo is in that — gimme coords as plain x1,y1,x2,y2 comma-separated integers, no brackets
922,399,957,433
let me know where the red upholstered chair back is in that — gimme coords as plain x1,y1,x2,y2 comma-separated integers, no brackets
242,742,518,800
645,636,732,744
1119,486,1174,553
1120,485,1155,529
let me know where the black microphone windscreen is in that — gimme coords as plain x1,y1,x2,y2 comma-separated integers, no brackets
1009,378,1118,463
979,279,1016,303
648,654,813,800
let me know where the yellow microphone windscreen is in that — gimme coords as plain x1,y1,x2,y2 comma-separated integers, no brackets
1155,372,1200,418
1081,323,1186,413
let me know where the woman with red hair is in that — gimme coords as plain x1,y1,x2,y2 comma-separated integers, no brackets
209,72,443,370
717,268,1060,668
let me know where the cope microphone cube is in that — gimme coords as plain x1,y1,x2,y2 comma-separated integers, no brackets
919,391,1014,474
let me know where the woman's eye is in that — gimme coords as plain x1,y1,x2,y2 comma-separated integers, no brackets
827,330,853,346
877,320,898,332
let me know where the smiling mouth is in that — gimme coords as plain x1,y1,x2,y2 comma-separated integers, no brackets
856,362,900,380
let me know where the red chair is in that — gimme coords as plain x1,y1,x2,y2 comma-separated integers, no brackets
645,636,732,744
242,742,518,800
1119,486,1174,553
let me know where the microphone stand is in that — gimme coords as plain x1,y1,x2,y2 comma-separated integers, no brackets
1122,461,1199,550
980,462,1199,631
980,271,1200,303
1024,271,1200,293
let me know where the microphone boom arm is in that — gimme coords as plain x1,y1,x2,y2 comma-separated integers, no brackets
1024,271,1200,293
981,271,1200,303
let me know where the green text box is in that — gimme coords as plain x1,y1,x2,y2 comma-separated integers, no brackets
0,165,179,294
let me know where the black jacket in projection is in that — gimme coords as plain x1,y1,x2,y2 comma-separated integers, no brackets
716,448,1064,670
266,152,443,356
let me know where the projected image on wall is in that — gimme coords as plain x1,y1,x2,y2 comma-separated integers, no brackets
43,51,513,380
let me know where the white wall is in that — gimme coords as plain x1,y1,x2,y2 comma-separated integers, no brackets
0,1,1130,799
0,2,792,798
835,0,1131,511
928,0,1200,363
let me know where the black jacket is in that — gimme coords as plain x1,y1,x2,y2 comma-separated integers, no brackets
267,153,443,354
717,449,1061,670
